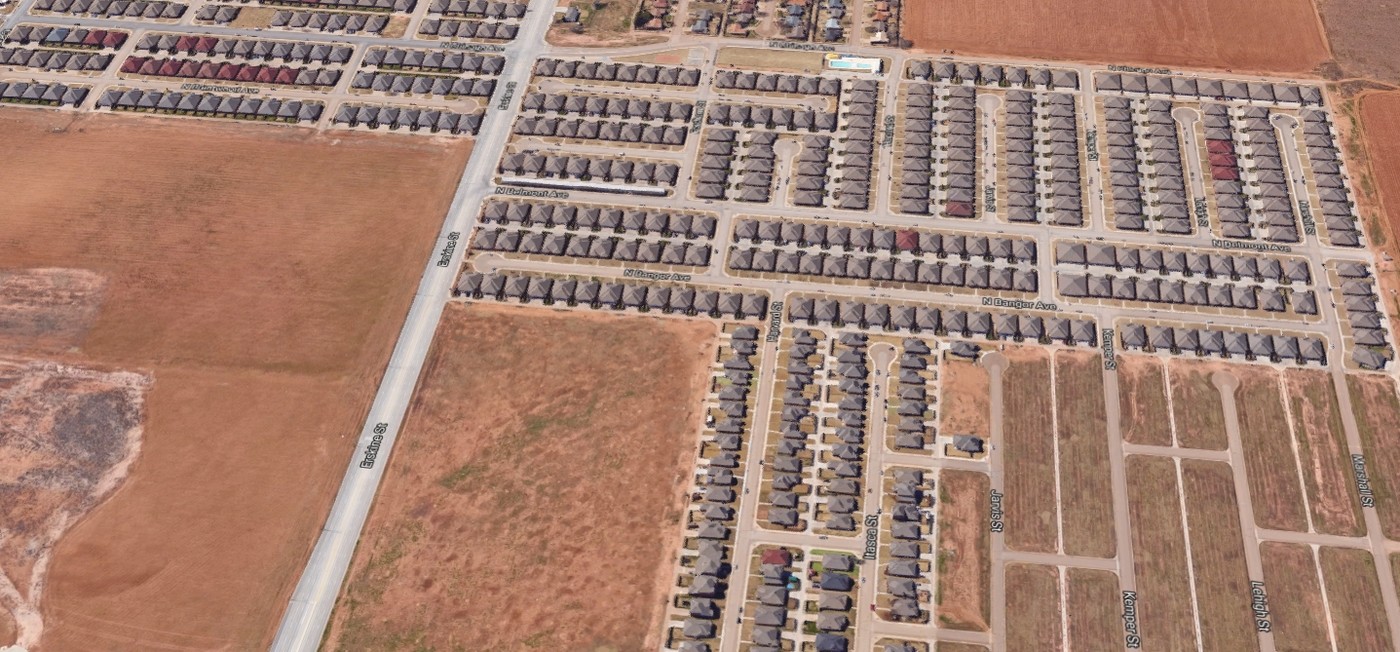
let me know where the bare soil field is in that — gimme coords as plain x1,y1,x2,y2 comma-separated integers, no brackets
0,360,149,649
1067,568,1122,650
1356,92,1400,335
1284,369,1365,536
325,303,716,651
1179,460,1259,652
0,269,106,355
1118,355,1171,446
1168,361,1227,450
1233,367,1309,532
1319,547,1394,651
1053,351,1114,558
939,357,990,438
937,644,988,652
0,107,474,650
1346,374,1400,539
1125,454,1197,652
1260,542,1332,652
1001,348,1057,554
901,0,1329,75
1004,563,1062,652
1316,0,1400,83
936,470,990,632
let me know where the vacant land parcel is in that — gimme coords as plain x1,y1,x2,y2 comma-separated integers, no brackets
937,470,990,632
902,0,1329,74
1001,349,1057,554
1169,361,1227,450
325,303,716,650
1233,368,1309,532
1284,369,1364,536
1118,355,1171,446
1347,374,1400,539
1126,455,1196,651
1260,543,1331,652
1054,351,1114,558
0,107,473,650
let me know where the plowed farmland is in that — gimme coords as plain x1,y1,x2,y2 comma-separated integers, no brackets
903,0,1330,75
324,303,716,650
0,107,474,650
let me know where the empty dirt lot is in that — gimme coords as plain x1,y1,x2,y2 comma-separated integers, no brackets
1168,361,1227,450
1053,351,1114,558
1067,568,1122,650
0,107,473,649
1284,369,1364,536
1347,374,1400,539
1260,542,1331,652
1233,367,1309,532
1319,547,1393,651
902,0,1329,74
324,303,716,650
939,357,990,438
1357,92,1400,329
936,470,990,632
1000,348,1057,554
1126,454,1196,651
1117,355,1171,447
1004,563,1062,652
1180,460,1258,652
1316,0,1400,83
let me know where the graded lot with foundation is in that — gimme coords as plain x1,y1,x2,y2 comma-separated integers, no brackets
936,470,991,632
1319,547,1394,651
0,107,474,650
1000,348,1058,554
1066,568,1123,650
902,0,1330,74
1233,368,1309,532
1053,351,1115,558
1284,369,1365,536
1180,460,1259,652
1125,454,1197,652
325,303,716,651
1260,542,1332,652
1004,563,1063,652
1117,355,1172,447
1168,361,1227,450
1348,374,1400,539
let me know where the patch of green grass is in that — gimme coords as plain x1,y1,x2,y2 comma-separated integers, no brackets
438,462,483,491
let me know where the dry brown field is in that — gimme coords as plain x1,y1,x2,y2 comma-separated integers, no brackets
1066,568,1122,650
901,0,1329,75
1316,0,1400,83
1004,563,1062,652
1168,361,1227,450
1347,374,1400,539
1125,454,1197,652
1054,351,1115,558
1118,355,1171,446
1233,368,1309,532
325,303,715,650
0,107,473,650
937,644,988,652
1354,93,1400,326
1284,369,1365,536
1319,547,1394,651
1179,460,1259,652
936,470,991,632
1001,348,1057,553
1260,543,1332,652
940,357,991,438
